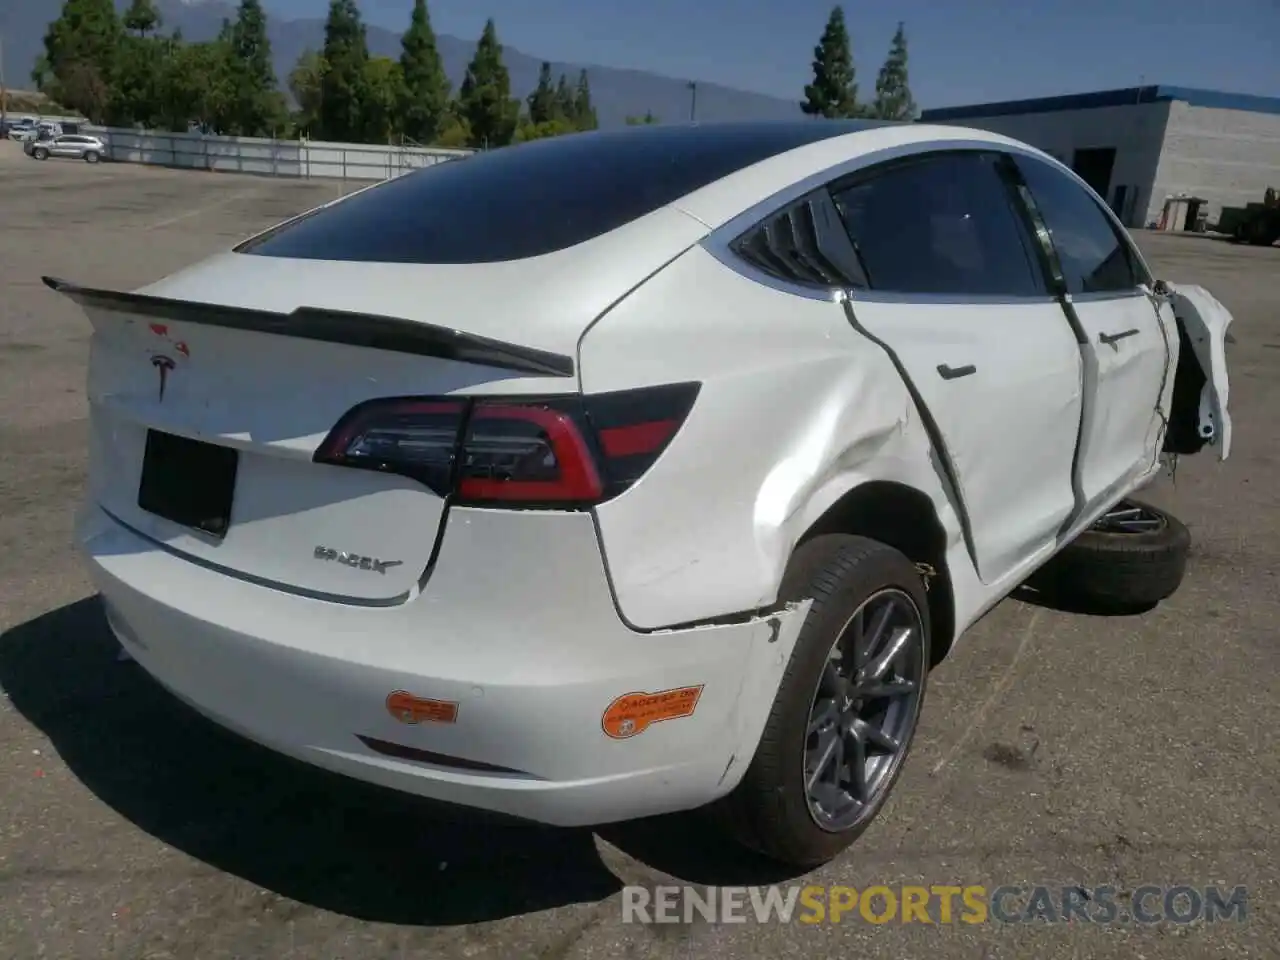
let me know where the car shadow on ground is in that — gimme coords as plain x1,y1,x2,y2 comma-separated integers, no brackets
0,597,800,925
1009,583,1156,618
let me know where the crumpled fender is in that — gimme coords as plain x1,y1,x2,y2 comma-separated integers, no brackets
1166,283,1233,460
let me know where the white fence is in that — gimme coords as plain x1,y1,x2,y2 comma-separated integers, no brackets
86,127,474,180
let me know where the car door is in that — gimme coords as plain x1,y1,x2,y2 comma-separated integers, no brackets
1012,154,1174,517
830,150,1084,585
50,136,77,157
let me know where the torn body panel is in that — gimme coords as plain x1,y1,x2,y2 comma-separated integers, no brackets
1163,283,1233,461
716,599,811,795
580,245,973,632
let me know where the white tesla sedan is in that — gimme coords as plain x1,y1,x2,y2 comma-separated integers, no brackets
47,120,1231,866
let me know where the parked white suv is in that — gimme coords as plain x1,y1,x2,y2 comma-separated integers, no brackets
47,120,1231,866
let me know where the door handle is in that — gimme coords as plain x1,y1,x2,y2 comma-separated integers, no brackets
937,363,976,380
1099,328,1140,348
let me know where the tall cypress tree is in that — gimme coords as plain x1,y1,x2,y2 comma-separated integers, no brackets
801,5,860,119
571,69,597,130
399,0,450,143
457,19,519,148
870,22,917,120
227,0,280,135
318,0,370,142
527,62,556,125
553,72,575,123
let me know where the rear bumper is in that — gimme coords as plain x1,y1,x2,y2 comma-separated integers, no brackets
80,505,802,827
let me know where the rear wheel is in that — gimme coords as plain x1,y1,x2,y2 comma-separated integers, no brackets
1031,500,1190,610
717,535,930,867
85,151,101,164
33,147,48,161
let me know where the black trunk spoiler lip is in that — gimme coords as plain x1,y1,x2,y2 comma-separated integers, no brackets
41,275,575,379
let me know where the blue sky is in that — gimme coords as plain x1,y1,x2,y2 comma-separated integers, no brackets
271,0,1279,107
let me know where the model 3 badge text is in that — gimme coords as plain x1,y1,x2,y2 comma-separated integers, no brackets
314,546,404,574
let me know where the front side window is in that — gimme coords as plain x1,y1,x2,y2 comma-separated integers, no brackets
1014,155,1148,294
830,152,1044,297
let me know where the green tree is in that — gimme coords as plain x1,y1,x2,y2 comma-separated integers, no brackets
398,0,450,144
35,0,121,123
122,0,161,35
571,69,597,130
225,0,283,135
113,0,166,125
362,57,405,143
870,22,917,120
526,61,557,124
553,73,575,123
513,115,578,142
112,33,165,126
457,19,519,148
625,111,659,125
288,49,326,134
318,0,370,142
801,5,861,118
158,35,234,132
434,105,472,148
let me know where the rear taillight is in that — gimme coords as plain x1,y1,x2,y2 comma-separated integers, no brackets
314,383,699,508
312,399,465,496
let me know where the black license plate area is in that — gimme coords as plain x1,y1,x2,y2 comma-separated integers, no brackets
138,430,238,538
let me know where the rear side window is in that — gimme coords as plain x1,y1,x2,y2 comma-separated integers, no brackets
238,121,889,264
830,152,1044,297
1014,155,1148,294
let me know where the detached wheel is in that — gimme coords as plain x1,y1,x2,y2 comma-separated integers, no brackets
1036,500,1190,610
718,535,930,867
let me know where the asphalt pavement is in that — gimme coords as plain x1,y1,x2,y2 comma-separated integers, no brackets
1,138,1278,959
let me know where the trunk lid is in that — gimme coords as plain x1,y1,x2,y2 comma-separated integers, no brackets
55,208,708,604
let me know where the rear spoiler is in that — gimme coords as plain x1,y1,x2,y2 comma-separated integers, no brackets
41,276,575,378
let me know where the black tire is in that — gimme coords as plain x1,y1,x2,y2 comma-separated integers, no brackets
1033,500,1190,610
85,151,100,164
33,148,48,161
716,534,930,867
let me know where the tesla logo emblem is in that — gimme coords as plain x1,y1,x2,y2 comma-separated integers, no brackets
151,355,175,400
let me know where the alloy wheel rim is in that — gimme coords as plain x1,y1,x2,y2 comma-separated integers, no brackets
803,587,925,833
1093,500,1166,535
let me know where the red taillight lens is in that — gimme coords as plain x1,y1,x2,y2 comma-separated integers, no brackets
313,399,465,496
582,382,700,493
313,383,700,508
456,403,603,504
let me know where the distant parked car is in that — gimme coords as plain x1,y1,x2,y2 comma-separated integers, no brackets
26,134,106,163
12,121,61,142
7,118,37,140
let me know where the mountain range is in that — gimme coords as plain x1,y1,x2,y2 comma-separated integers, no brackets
0,0,802,127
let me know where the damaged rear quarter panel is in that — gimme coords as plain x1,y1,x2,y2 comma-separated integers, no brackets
579,246,965,631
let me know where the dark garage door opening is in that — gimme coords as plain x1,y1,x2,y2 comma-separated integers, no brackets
1072,147,1117,199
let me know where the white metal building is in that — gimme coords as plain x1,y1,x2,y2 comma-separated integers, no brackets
919,86,1280,231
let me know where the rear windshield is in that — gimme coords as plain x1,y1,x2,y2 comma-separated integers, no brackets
236,121,887,264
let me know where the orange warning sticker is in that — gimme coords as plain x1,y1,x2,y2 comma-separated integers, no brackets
386,690,459,725
602,685,704,739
